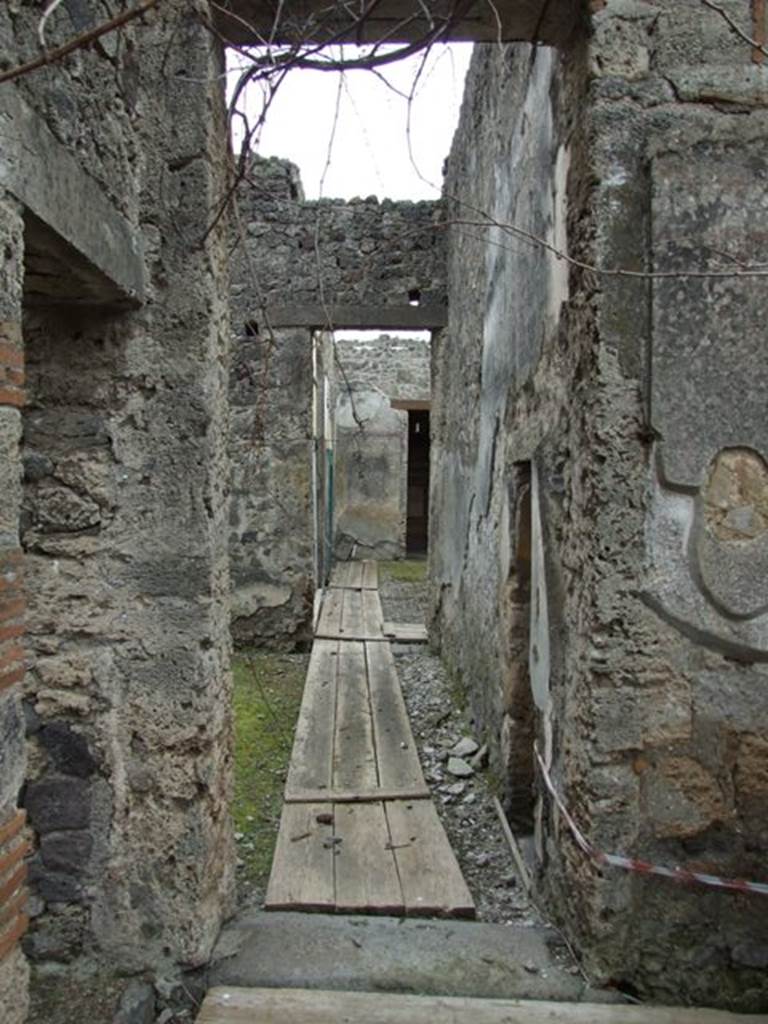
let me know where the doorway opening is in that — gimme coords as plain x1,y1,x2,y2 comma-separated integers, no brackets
501,462,535,833
406,408,430,556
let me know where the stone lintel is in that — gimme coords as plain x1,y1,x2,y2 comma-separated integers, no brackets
262,304,446,330
213,0,579,47
0,86,145,307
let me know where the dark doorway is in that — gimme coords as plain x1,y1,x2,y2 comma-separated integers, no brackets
406,409,430,554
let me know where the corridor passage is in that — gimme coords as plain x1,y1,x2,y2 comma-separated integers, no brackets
264,561,474,917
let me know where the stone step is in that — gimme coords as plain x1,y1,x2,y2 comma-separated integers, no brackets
196,987,761,1024
207,911,609,1003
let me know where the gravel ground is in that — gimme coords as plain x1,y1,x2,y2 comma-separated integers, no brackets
378,566,540,927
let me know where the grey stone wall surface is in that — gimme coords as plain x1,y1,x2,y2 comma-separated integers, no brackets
431,2,768,1010
0,0,235,1013
230,157,446,326
334,336,430,560
229,327,315,647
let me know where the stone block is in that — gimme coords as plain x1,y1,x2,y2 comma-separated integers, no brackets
734,734,768,808
40,831,93,875
0,943,29,1024
28,858,82,903
591,680,691,753
112,979,155,1024
24,776,91,833
0,694,26,816
644,756,726,839
38,722,98,778
0,408,22,543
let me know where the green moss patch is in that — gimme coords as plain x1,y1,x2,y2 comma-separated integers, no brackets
232,651,308,891
379,559,428,583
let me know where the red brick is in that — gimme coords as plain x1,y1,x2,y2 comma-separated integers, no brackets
0,840,29,881
0,645,23,671
0,386,24,408
0,865,26,909
0,912,29,963
0,343,23,369
0,623,23,644
0,599,26,625
0,888,27,929
0,366,24,388
0,811,25,849
0,323,21,348
0,666,24,693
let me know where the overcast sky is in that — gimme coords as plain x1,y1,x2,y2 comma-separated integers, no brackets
229,44,473,201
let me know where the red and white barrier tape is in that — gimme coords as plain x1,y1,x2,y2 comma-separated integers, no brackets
533,747,768,898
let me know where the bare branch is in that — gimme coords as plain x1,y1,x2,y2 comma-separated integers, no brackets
699,0,768,61
0,0,161,85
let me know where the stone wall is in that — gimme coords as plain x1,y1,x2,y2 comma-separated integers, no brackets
0,0,234,1015
231,158,446,324
229,326,315,647
431,3,768,1010
334,336,430,560
229,163,443,643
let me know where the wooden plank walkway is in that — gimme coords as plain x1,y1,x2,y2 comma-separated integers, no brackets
328,559,378,590
317,562,427,643
199,988,766,1024
266,562,473,918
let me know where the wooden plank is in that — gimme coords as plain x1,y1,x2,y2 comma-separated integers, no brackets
284,640,337,796
316,588,343,636
285,787,430,804
329,561,364,589
315,632,385,642
382,621,428,643
385,800,475,919
333,802,403,914
264,804,335,912
198,987,763,1024
361,559,378,589
390,398,431,411
361,589,384,637
332,642,377,790
341,588,365,638
366,641,425,792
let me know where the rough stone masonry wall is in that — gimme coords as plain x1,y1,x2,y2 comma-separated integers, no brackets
229,326,315,648
0,191,30,1024
229,161,444,644
334,336,430,560
431,3,768,1010
231,158,446,320
0,1,234,1014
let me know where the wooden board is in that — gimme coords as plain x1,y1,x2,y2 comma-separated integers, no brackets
284,640,337,796
361,589,384,636
329,561,361,589
316,587,385,641
341,588,365,637
328,560,378,590
366,641,424,792
385,800,475,918
316,588,343,636
382,621,428,643
332,642,377,790
198,988,764,1024
284,787,430,804
333,802,403,914
361,560,378,590
264,804,335,911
